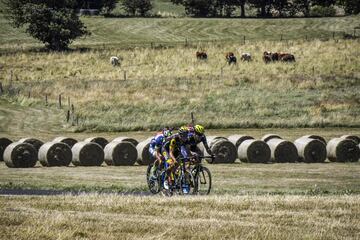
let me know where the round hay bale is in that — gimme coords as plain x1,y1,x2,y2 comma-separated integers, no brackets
261,134,282,143
238,140,271,163
84,137,109,149
228,135,254,149
3,142,37,168
266,138,298,163
112,137,139,146
18,138,43,152
53,137,78,148
326,138,360,162
104,141,138,166
38,142,72,167
340,135,360,145
301,135,326,145
72,142,104,166
205,137,237,164
294,138,326,163
0,137,13,161
136,138,152,165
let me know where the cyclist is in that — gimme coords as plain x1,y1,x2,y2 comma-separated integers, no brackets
187,124,214,158
161,127,190,190
148,127,172,180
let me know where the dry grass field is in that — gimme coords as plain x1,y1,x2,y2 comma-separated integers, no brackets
0,194,359,239
1,39,360,131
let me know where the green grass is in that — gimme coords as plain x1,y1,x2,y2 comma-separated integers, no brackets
1,161,359,195
1,39,359,131
1,194,360,239
0,14,359,50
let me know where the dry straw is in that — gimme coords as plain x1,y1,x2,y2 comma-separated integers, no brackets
294,137,327,163
261,134,282,143
53,137,78,148
136,138,153,165
84,137,109,149
340,135,360,145
104,141,138,166
238,139,271,163
38,142,72,167
4,142,37,168
72,142,104,166
112,137,139,147
205,136,237,164
327,138,360,162
266,138,298,163
0,137,13,161
228,135,254,149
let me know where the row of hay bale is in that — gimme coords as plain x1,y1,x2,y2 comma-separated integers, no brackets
1,134,359,167
0,136,139,168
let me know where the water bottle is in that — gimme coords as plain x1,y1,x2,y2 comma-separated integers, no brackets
182,184,189,194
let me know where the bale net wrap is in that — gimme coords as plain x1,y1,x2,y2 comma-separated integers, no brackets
327,138,360,162
238,140,270,163
84,137,109,149
294,137,326,163
104,141,138,166
38,142,72,167
0,137,13,161
4,142,37,168
267,138,298,163
72,142,104,166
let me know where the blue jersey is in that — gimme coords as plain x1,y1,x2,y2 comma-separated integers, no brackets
149,134,165,155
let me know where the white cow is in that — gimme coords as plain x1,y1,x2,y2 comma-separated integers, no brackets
240,53,252,62
110,56,121,67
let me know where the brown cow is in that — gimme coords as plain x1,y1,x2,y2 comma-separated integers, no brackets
196,51,208,60
263,51,295,63
226,52,237,65
279,53,296,62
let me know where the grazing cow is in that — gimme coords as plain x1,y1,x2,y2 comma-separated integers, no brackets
110,56,121,67
263,51,272,64
263,51,295,63
196,51,208,60
226,52,237,65
279,53,296,62
240,53,252,62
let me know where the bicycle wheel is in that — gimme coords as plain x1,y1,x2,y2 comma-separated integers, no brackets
178,169,195,195
193,166,212,195
146,164,161,194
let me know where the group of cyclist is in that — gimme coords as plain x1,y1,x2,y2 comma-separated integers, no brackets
148,124,213,190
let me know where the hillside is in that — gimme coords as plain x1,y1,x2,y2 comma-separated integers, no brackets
0,14,359,50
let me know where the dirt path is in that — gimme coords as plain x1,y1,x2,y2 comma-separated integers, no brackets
0,188,151,196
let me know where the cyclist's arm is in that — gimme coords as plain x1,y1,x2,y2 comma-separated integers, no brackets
202,136,213,155
169,139,178,163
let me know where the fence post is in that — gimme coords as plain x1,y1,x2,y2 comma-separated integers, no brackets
243,36,246,45
45,94,48,106
185,38,188,47
124,71,127,81
312,66,315,76
280,34,283,41
28,91,31,98
58,94,62,108
0,82,3,95
66,110,70,122
305,35,307,41
68,97,70,109
332,32,335,40
354,28,357,37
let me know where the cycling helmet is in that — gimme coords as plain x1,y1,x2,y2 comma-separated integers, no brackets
179,126,188,134
162,127,172,138
194,125,205,135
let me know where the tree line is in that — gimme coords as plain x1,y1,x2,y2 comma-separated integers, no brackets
170,0,359,17
1,0,358,51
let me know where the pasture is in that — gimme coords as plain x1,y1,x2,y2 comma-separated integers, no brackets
1,194,360,239
1,11,360,239
1,39,359,131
